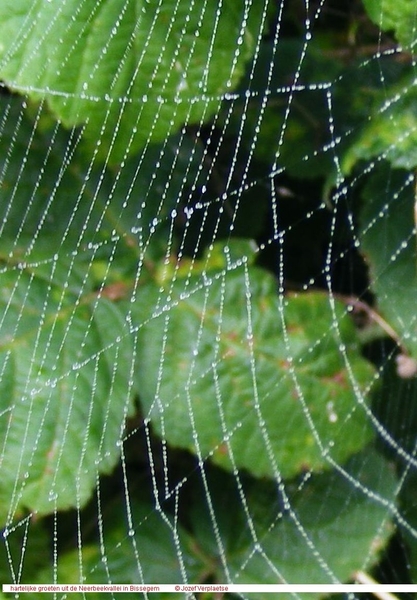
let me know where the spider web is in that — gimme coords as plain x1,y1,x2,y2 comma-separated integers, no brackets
0,0,416,598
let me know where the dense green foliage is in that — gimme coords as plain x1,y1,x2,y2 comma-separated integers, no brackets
0,0,416,595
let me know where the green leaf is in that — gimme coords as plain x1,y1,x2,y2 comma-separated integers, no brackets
0,252,135,522
33,497,205,599
134,242,376,479
0,92,213,523
342,81,417,172
190,449,396,595
359,167,417,359
362,0,417,49
0,95,209,265
0,0,265,164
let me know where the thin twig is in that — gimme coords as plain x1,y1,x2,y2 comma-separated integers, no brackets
355,570,400,600
335,294,407,353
